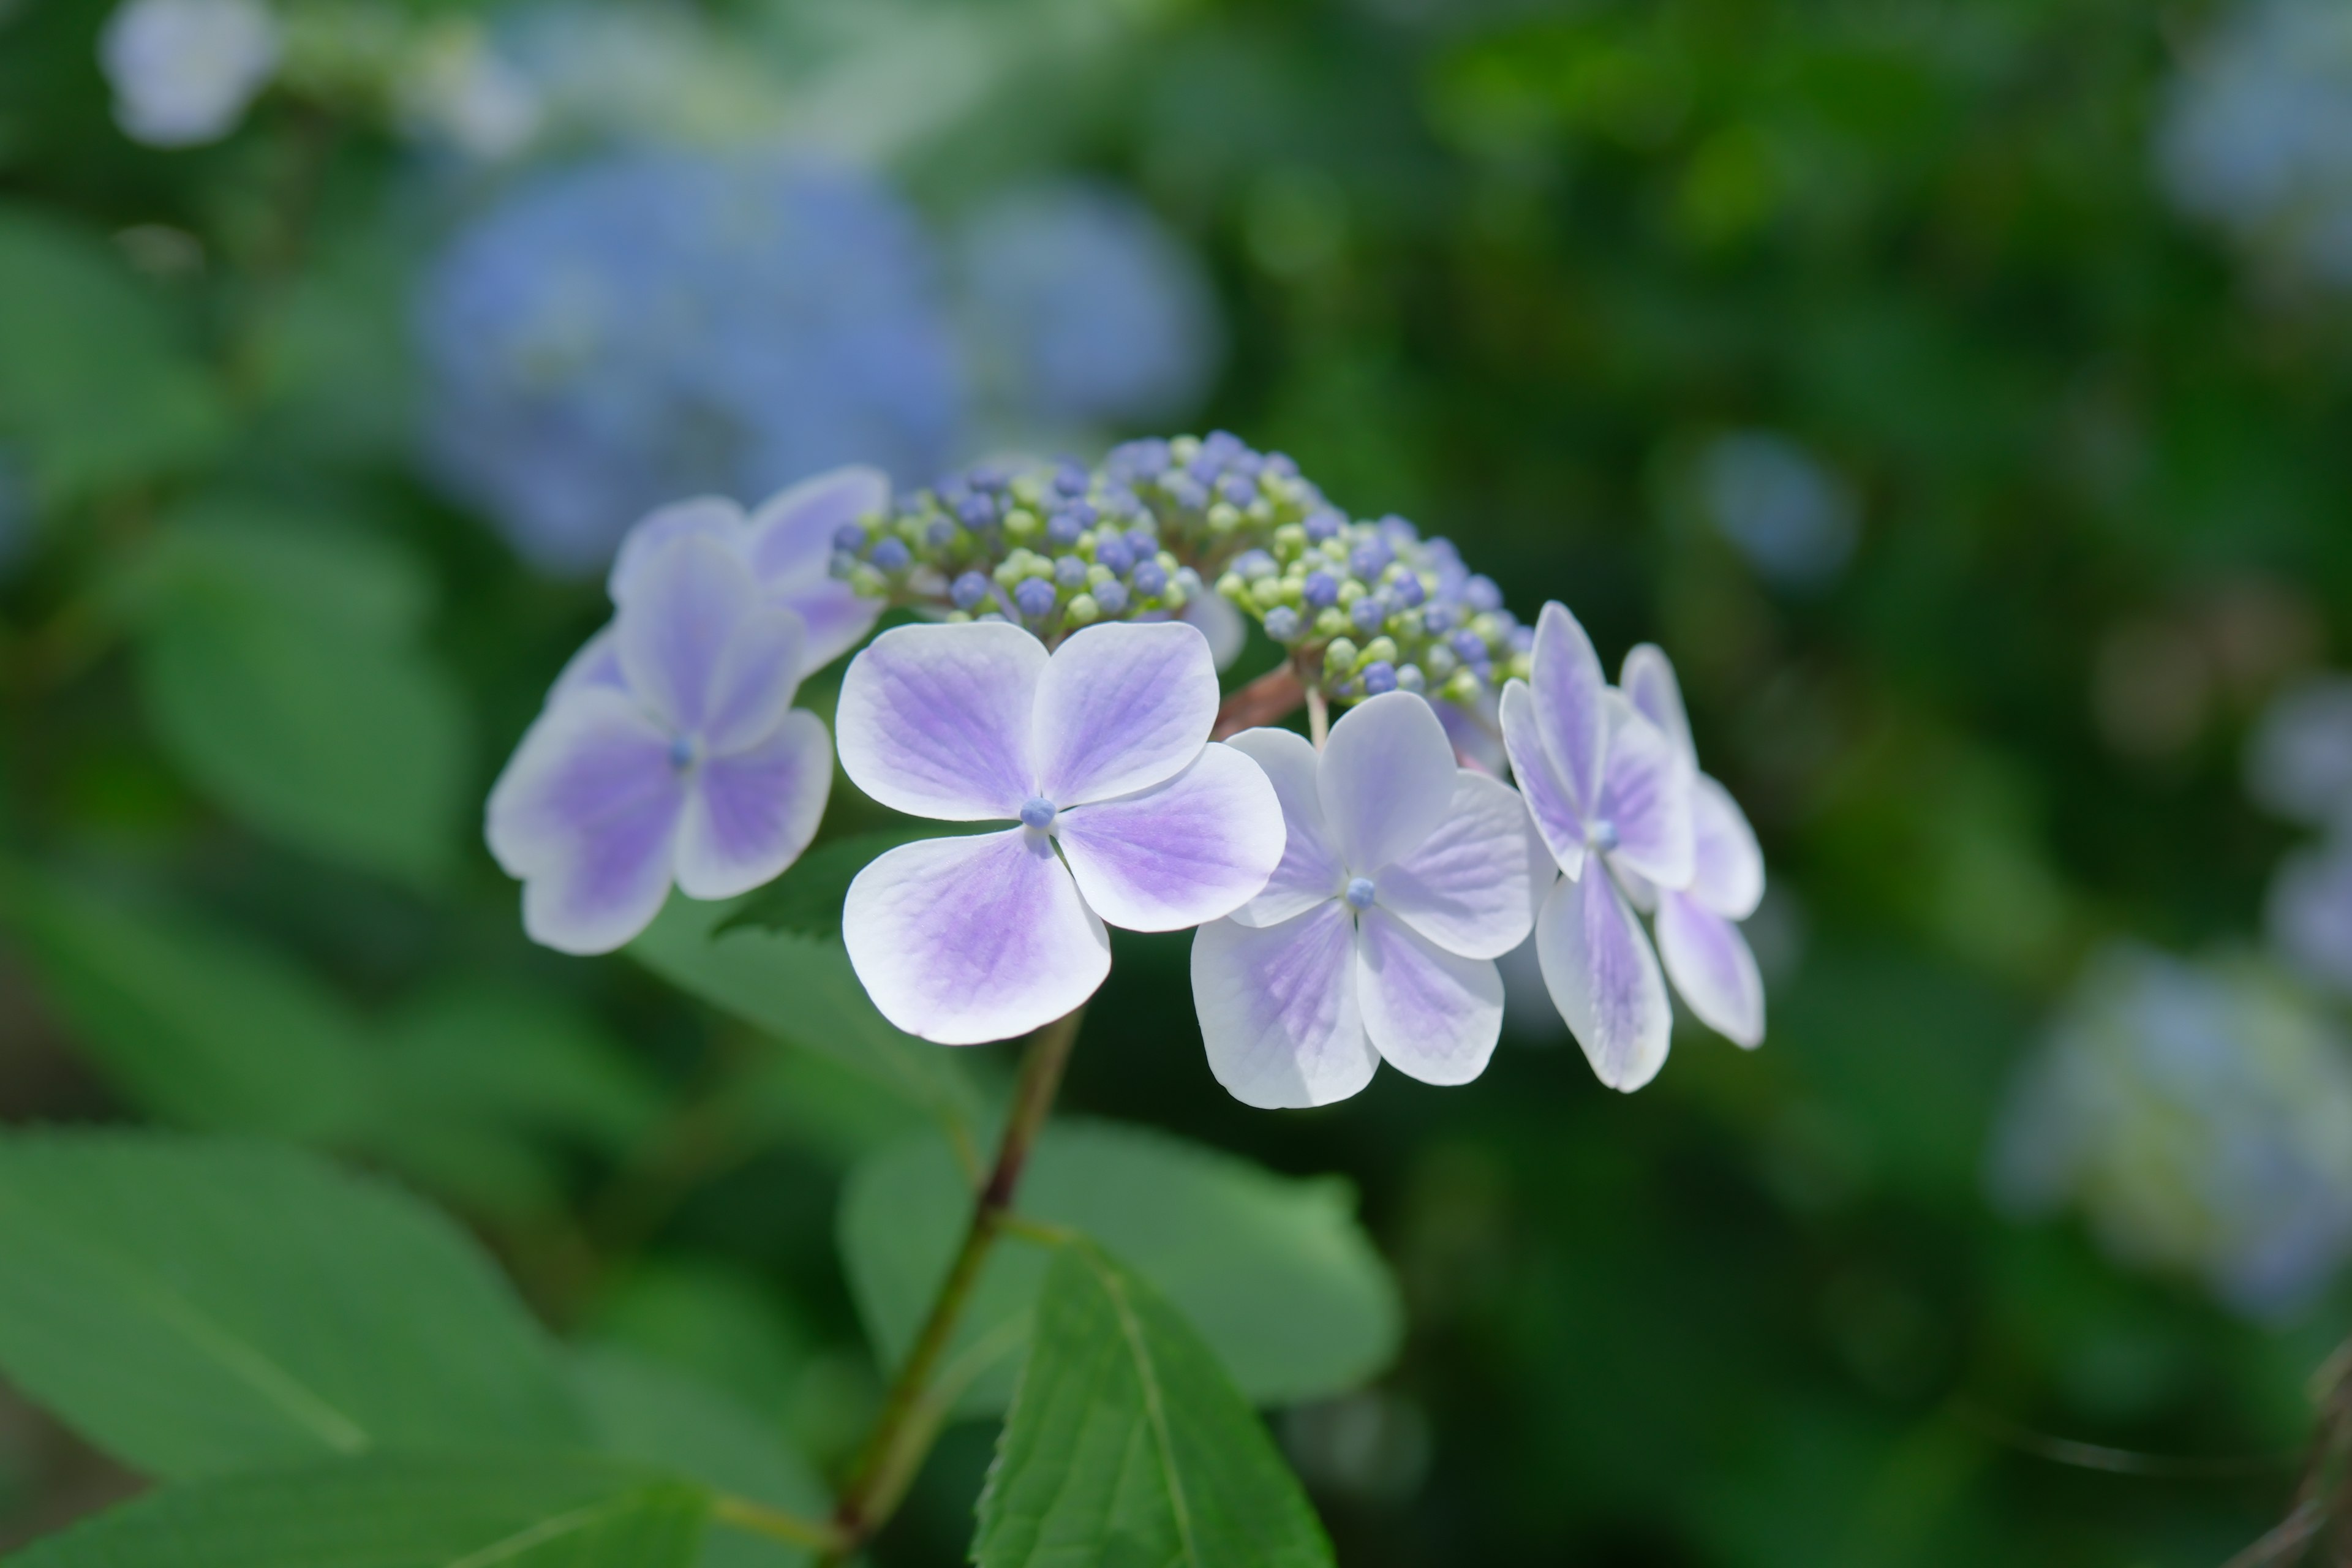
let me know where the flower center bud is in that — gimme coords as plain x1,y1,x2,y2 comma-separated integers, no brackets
668,735,699,772
1586,818,1619,852
1019,796,1058,831
1344,876,1378,910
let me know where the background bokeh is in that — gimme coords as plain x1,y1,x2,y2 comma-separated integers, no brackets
5,0,2352,1562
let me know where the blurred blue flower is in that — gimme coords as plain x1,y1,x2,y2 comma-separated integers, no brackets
415,150,961,573
99,0,280,149
952,181,1223,429
1695,431,1857,590
2246,676,2352,827
1989,944,2352,1319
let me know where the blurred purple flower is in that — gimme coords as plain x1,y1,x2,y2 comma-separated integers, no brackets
2246,676,2352,826
100,0,279,148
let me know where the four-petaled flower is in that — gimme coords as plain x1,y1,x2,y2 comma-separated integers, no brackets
837,619,1285,1044
1191,693,1553,1108
1500,603,1696,1092
486,530,835,954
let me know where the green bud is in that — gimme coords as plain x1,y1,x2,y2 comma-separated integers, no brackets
1170,435,1201,463
1076,530,1100,559
992,559,1023,589
1249,577,1289,611
1217,572,1247,601
849,565,887,597
1156,549,1179,573
1246,499,1276,525
1336,579,1365,606
1004,508,1041,541
1272,523,1308,559
1207,502,1242,533
1161,581,1188,609
1469,612,1503,645
1446,669,1483,703
1325,637,1360,676
1508,652,1533,681
944,609,973,624
1396,665,1427,694
1362,636,1398,668
1087,563,1115,587
1314,607,1348,639
1425,644,1458,680
1066,594,1101,626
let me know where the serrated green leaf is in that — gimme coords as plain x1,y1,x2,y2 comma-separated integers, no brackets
973,1245,1333,1568
840,1118,1400,1414
3,1455,708,1568
0,1131,585,1480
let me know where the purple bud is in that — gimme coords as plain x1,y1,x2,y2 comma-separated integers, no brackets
832,522,867,551
1054,554,1090,589
1422,604,1455,635
1349,538,1393,578
869,537,911,573
1093,579,1129,614
1095,537,1135,574
1450,628,1487,662
1202,429,1245,461
1391,573,1425,608
1107,439,1170,483
1125,526,1157,558
925,517,957,548
952,571,992,611
1187,453,1223,486
1509,625,1535,654
1046,511,1085,547
1131,560,1169,598
1014,578,1058,619
1262,451,1299,480
1264,606,1302,642
1360,661,1398,696
1379,513,1419,545
968,462,1012,492
1465,575,1503,612
1303,510,1344,543
1233,549,1277,581
1302,570,1340,609
1217,473,1257,507
1166,475,1210,511
1351,595,1389,635
958,492,997,527
1053,461,1089,495
1063,500,1098,528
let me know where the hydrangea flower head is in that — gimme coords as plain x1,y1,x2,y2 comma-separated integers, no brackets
1191,693,1552,1109
837,620,1284,1045
486,531,832,954
100,0,281,148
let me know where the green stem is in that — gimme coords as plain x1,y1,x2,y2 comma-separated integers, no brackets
820,1006,1087,1562
710,1493,846,1553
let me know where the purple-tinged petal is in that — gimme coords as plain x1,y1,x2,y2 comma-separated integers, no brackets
522,801,682,956
843,829,1107,1044
1055,744,1283,931
778,582,884,675
1596,693,1695,891
1536,872,1671,1092
1317,692,1457,875
486,687,676,879
1375,772,1553,960
701,608,807,755
1031,621,1218,807
1499,679,1589,883
1528,601,1607,815
1355,907,1504,1087
617,533,759,734
1690,773,1764,919
609,497,747,604
549,624,625,707
675,710,832,900
1619,643,1693,763
1655,890,1765,1048
746,466,889,590
1436,692,1507,777
1222,727,1346,927
1190,903,1377,1109
834,622,1044,821
1182,591,1247,671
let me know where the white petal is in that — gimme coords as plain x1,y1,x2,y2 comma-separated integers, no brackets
746,466,890,590
608,496,747,604
1181,591,1248,671
834,622,1045,821
1317,692,1457,876
699,608,807,756
1655,891,1765,1048
1222,727,1346,927
674,710,832,900
617,533,760,735
842,829,1108,1045
1690,773,1765,919
1597,693,1695,891
1619,643,1694,764
1529,601,1607,813
1190,903,1377,1109
549,624,625,707
1055,744,1284,931
1031,620,1218,807
1374,771,1553,960
1536,872,1671,1092
486,687,674,878
1355,907,1504,1087
778,581,884,674
1499,679,1589,882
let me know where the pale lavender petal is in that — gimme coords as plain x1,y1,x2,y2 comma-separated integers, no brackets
1597,693,1695,891
1354,907,1504,1087
701,608,807,755
778,581,884,674
617,533,758,734
1190,902,1378,1109
609,497,747,603
1529,601,1607,815
674,710,832,900
1031,620,1218,807
1055,744,1284,931
746,466,890,590
1536,872,1671,1092
1655,890,1765,1048
843,829,1108,1044
1317,692,1457,875
1375,771,1553,960
549,624,625,706
1619,643,1693,763
486,687,676,878
1182,591,1247,671
1437,690,1507,777
834,622,1044,821
521,797,681,956
1221,727,1346,927
1499,679,1589,882
1690,772,1765,919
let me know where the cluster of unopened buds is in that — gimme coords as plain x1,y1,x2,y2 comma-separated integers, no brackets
488,435,1767,1101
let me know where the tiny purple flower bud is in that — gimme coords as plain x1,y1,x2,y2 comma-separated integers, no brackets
1262,451,1298,480
1046,511,1085,547
1188,453,1223,486
1422,604,1455,635
951,570,992,611
1379,514,1419,545
1264,606,1302,642
1054,461,1089,495
1351,596,1389,635
1166,475,1209,510
1344,876,1377,910
1125,526,1157,559
1466,575,1502,612
925,516,957,548
869,537,911,573
1131,560,1169,598
1054,554,1089,589
832,522,867,551
1349,538,1392,578
1359,661,1397,696
1202,429,1245,461
1451,628,1487,662
1302,570,1340,609
969,462,1012,492
1391,573,1425,608
1107,439,1170,483
1095,536,1135,574
1065,500,1099,528
1093,578,1129,614
1218,473,1256,507
1020,796,1058,829
1014,578,1059,619
1234,549,1277,581
1303,509,1343,543
958,492,997,527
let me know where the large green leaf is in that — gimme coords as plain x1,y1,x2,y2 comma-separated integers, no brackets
840,1118,1400,1413
0,1132,584,1479
972,1245,1333,1568
0,870,372,1142
373,982,668,1155
4,1455,707,1567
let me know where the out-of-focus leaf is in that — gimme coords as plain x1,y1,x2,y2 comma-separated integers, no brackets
0,1131,584,1479
374,982,668,1153
972,1243,1333,1568
0,208,225,502
4,1455,708,1568
587,1261,813,1422
717,827,949,940
0,869,371,1142
737,1046,936,1169
840,1118,1401,1414
571,1347,825,1568
127,503,436,642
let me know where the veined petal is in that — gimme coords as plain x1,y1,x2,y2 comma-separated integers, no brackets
779,580,884,674
1619,643,1693,764
1691,772,1765,919
1190,903,1378,1109
1499,679,1589,882
1536,872,1671,1093
617,533,760,735
1376,772,1553,960
1056,744,1284,931
609,497,747,604
1355,907,1504,1087
549,624,625,706
1031,620,1218,807
843,829,1108,1044
486,687,676,878
1317,692,1457,876
1223,727,1346,927
521,798,682,956
1182,591,1248,671
834,622,1044,821
1597,693,1695,891
701,607,807,755
1656,891,1765,1048
1528,601,1606,815
746,466,889,590
675,710,832,900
